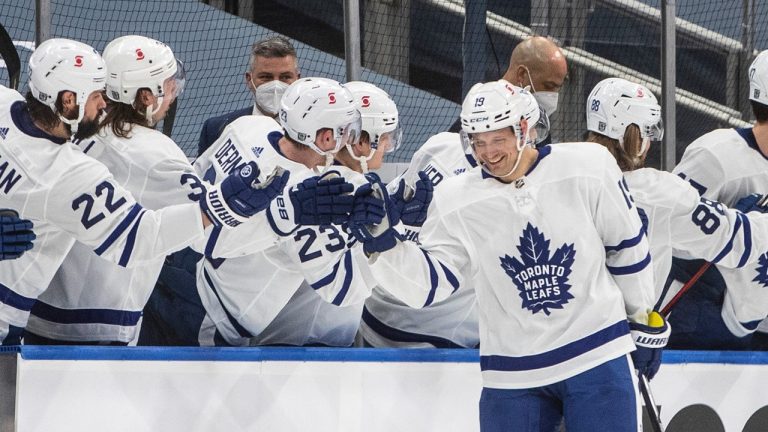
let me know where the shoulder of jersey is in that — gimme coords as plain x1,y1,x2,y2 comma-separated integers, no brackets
225,115,282,136
687,128,741,152
625,168,696,210
100,125,189,164
535,143,613,180
418,132,461,153
0,86,23,105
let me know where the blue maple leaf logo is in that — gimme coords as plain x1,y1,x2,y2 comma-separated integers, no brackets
752,253,768,288
499,223,576,315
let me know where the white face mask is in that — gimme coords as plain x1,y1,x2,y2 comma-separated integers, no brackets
523,66,559,116
533,91,559,116
253,79,289,116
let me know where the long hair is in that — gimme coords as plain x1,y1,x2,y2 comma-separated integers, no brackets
586,124,644,171
100,89,151,138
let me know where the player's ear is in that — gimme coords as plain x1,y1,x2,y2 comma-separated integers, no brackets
317,128,336,152
60,91,77,111
136,89,155,109
245,72,254,91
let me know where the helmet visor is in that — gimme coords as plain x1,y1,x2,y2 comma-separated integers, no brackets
171,59,186,98
530,108,550,146
338,112,363,152
375,127,403,154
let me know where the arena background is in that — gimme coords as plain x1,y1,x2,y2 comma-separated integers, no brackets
1,0,767,168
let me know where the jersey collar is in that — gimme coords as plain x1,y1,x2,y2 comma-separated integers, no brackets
735,127,768,161
268,131,286,157
11,101,67,145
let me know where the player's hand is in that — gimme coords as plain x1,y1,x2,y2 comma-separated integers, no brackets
201,162,290,228
0,209,36,260
349,173,402,256
735,193,768,214
289,171,356,226
629,311,670,380
391,171,433,227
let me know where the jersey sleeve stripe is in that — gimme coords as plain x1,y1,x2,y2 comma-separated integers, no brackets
204,225,222,258
0,281,36,312
421,249,439,307
604,228,644,253
711,213,743,264
30,300,142,326
480,320,629,371
311,259,342,291
606,252,651,275
331,251,354,306
361,306,467,348
93,203,143,257
439,262,460,293
118,210,147,267
737,212,752,268
202,268,254,338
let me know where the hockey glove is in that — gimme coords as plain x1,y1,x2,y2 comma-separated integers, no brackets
290,171,356,226
349,173,402,256
735,193,768,213
629,311,671,380
0,209,35,260
391,171,434,228
201,162,290,228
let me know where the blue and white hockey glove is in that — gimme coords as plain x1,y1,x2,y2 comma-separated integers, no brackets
290,171,356,226
735,193,768,213
201,161,290,228
0,209,35,260
349,173,402,256
629,311,670,380
391,171,434,228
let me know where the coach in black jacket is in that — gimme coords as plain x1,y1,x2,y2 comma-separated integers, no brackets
198,36,300,156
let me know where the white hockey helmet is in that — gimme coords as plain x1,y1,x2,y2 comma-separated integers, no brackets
749,50,768,105
103,35,185,105
460,79,543,151
586,77,663,155
343,81,402,153
278,77,361,156
28,38,106,131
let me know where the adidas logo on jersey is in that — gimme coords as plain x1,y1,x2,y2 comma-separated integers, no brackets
454,168,466,175
0,127,8,140
251,146,264,158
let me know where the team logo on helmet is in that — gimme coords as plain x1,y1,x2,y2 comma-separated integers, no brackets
136,48,145,60
361,95,370,107
499,223,576,316
752,253,768,288
74,55,83,67
328,92,336,104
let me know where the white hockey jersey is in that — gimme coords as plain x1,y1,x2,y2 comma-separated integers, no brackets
368,144,654,389
672,127,768,335
361,132,481,348
193,116,375,346
0,87,205,342
25,125,203,343
625,168,768,311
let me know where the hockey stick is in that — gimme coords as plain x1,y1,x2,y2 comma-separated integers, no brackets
660,261,711,316
638,372,665,432
0,23,20,90
162,99,178,138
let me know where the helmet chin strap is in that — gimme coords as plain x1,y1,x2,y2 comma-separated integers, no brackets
145,96,164,127
345,142,376,174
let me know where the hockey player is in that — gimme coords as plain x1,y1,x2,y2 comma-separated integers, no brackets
140,78,418,346
24,36,223,344
247,80,411,347
665,50,768,349
0,210,35,261
585,78,768,310
359,103,549,349
0,38,303,345
351,80,662,431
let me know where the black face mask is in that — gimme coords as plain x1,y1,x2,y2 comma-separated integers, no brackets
71,117,101,141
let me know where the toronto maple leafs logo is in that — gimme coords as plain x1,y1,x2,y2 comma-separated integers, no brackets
752,252,768,288
499,223,576,315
